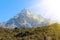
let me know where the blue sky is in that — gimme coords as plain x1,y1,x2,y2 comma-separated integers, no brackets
0,0,40,22
0,0,60,22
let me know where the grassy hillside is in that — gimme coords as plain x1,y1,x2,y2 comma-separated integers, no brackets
0,23,60,40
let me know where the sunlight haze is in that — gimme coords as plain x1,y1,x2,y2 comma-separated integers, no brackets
0,0,60,22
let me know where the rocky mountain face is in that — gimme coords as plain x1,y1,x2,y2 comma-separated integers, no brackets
1,9,50,28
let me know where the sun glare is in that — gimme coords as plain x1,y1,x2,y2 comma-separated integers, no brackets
38,0,60,22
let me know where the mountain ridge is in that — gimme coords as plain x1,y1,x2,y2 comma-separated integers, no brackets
1,9,50,28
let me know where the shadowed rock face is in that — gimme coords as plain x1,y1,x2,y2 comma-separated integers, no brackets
15,31,33,37
3,9,50,28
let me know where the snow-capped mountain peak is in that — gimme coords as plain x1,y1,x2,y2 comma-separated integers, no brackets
20,9,31,15
2,9,50,28
14,9,31,19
